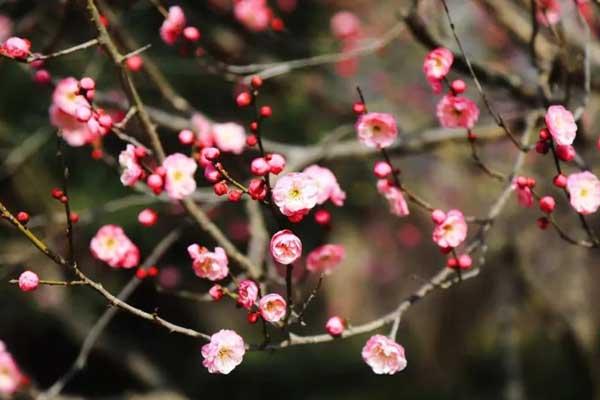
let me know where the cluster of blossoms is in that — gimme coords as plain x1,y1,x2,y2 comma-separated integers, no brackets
0,36,30,60
0,341,25,396
90,225,140,269
354,107,411,217
119,145,197,200
431,209,472,270
423,48,480,130
160,6,201,45
50,77,114,148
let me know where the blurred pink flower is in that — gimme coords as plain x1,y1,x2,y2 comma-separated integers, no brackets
423,47,454,93
212,122,246,154
163,153,197,199
436,94,479,129
330,11,361,40
377,180,409,217
119,145,143,186
432,209,467,248
160,6,186,45
234,0,272,32
303,165,346,206
536,0,561,26
306,244,345,275
0,341,24,395
90,225,140,268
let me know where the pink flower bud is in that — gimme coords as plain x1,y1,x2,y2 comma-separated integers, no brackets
204,164,222,183
250,157,270,176
373,161,392,178
209,284,224,301
539,196,556,213
270,229,302,265
79,77,95,91
126,55,144,72
458,254,472,270
236,92,252,107
556,144,575,162
267,153,286,175
18,271,39,292
34,69,51,85
138,208,158,227
76,106,92,122
325,316,345,337
451,79,466,94
213,181,228,196
178,129,195,145
248,178,267,201
147,174,164,194
183,26,201,42
431,209,446,225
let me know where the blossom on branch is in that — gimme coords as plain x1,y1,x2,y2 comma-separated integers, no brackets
160,6,186,45
234,0,272,32
377,179,410,217
162,153,197,199
432,209,467,249
201,330,245,374
188,244,229,281
258,293,287,323
303,165,346,206
545,105,577,146
0,341,24,395
355,112,398,149
270,229,302,265
306,244,345,275
423,47,454,93
272,172,319,219
436,94,479,129
362,335,407,375
566,171,600,215
90,225,140,269
118,145,143,186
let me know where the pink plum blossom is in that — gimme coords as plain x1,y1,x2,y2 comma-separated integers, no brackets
162,153,197,199
201,329,245,374
119,145,143,186
362,335,407,375
436,94,480,129
191,113,214,147
272,172,319,218
0,341,24,396
306,244,346,275
187,244,229,281
233,0,272,32
212,122,246,154
160,6,186,45
423,47,454,93
50,106,96,147
545,105,577,146
566,171,600,215
330,11,362,40
377,180,410,217
432,209,468,248
270,229,302,265
237,279,259,309
258,293,287,323
356,112,398,149
90,225,140,268
536,0,561,26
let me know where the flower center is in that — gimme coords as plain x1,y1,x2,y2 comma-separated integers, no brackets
288,187,301,199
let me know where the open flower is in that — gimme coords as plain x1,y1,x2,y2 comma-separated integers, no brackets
356,112,398,148
545,105,577,146
259,293,287,323
188,244,229,281
162,153,197,200
432,209,467,248
436,94,479,129
0,36,30,59
272,172,319,218
423,47,454,93
119,144,143,186
566,171,600,215
270,229,302,265
0,341,24,396
362,335,407,375
377,180,409,217
306,244,345,275
90,225,140,268
303,165,346,206
201,330,245,374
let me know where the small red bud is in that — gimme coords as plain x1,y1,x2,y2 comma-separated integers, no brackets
247,311,261,324
353,102,366,115
69,212,80,224
537,217,549,230
228,190,243,202
260,106,272,118
51,188,64,199
270,18,285,31
59,195,68,204
451,79,467,94
539,128,550,141
535,140,549,154
249,121,259,132
251,75,263,89
246,134,258,147
17,212,29,224
91,148,103,160
213,181,229,196
135,268,147,279
539,196,556,214
134,146,147,158
553,174,567,188
236,92,252,107
314,209,331,225
147,266,159,277
209,284,224,301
